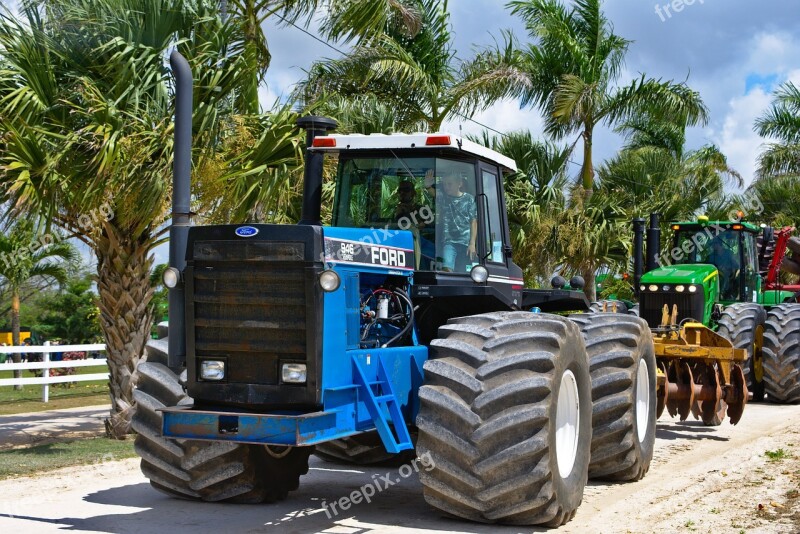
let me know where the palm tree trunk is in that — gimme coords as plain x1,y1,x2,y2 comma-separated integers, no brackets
11,289,22,390
581,127,594,199
95,222,155,439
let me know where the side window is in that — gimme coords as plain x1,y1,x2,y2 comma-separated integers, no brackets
481,169,505,263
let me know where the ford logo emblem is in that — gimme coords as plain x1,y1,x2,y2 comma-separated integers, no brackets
235,226,259,238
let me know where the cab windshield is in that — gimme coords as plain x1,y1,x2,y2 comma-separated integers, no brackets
332,156,478,273
674,228,741,300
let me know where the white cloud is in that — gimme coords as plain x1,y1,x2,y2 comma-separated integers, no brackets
714,87,772,188
442,99,545,138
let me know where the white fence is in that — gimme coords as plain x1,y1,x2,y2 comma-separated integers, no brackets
0,342,108,402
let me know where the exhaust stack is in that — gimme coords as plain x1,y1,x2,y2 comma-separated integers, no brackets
646,213,661,272
168,50,192,368
296,116,338,226
633,218,646,294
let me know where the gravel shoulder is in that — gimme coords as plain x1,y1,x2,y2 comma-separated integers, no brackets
0,404,798,533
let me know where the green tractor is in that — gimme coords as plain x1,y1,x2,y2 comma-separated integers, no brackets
634,214,800,417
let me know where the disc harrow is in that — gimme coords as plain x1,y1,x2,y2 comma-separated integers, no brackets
653,305,748,425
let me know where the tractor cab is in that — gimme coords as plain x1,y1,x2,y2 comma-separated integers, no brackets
669,219,761,304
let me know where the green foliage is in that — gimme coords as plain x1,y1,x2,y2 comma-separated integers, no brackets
33,273,102,344
599,276,634,301
300,0,511,131
755,82,800,179
764,448,791,462
149,263,168,325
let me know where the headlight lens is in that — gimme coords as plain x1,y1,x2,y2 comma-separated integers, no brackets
319,270,341,292
648,284,659,292
662,285,670,292
640,285,646,292
470,265,489,283
688,285,698,293
676,285,685,292
163,267,180,288
282,363,307,384
200,360,225,381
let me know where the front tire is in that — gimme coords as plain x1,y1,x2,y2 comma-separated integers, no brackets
416,312,592,526
717,303,767,402
763,304,800,403
569,313,656,482
132,338,313,502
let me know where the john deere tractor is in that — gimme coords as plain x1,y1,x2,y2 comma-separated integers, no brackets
130,52,660,527
629,214,800,424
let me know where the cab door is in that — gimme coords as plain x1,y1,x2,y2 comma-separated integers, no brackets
478,163,523,307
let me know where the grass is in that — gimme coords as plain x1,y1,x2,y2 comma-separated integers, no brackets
0,365,109,415
764,448,792,462
0,437,136,479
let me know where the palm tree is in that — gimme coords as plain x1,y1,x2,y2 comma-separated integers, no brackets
0,0,299,437
475,0,709,197
0,221,76,389
754,81,800,179
299,0,511,131
472,130,571,286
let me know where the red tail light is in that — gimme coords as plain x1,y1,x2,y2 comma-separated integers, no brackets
425,135,451,146
312,137,336,148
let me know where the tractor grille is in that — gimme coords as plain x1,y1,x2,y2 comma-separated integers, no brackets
190,240,315,386
640,291,705,329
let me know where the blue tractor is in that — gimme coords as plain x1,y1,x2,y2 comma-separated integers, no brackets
132,52,658,526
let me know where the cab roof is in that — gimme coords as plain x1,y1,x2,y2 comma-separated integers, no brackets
310,132,518,173
671,219,761,233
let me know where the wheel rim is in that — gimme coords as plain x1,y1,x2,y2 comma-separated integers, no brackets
556,370,580,478
636,360,650,443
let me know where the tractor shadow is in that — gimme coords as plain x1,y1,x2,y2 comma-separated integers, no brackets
4,456,550,533
655,420,731,442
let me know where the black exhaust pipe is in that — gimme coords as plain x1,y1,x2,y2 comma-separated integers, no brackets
633,218,646,295
646,213,661,272
168,50,192,368
296,116,338,226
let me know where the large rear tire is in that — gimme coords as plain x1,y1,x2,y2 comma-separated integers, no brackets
763,304,800,403
569,313,656,482
416,312,592,526
716,303,767,402
132,337,313,502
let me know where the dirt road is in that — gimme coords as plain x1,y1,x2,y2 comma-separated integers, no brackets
0,403,798,533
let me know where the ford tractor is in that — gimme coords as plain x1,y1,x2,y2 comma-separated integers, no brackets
131,52,658,527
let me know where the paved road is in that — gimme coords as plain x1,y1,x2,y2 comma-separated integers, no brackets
0,405,109,449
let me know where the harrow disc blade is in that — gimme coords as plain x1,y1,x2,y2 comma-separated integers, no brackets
699,363,724,426
726,364,748,425
657,361,669,419
677,361,695,421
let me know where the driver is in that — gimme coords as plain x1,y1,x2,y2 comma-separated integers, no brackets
708,238,738,299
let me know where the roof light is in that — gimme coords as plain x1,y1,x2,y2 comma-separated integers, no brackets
732,224,743,230
697,215,709,224
312,137,336,148
425,135,451,146
672,225,680,230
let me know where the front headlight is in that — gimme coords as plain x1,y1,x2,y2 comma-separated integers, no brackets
640,285,646,292
676,285,685,293
319,270,340,292
470,265,489,283
648,284,659,292
688,285,698,293
200,360,225,381
163,267,181,288
282,363,307,384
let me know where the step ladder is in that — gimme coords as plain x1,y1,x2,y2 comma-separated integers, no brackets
351,355,413,453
